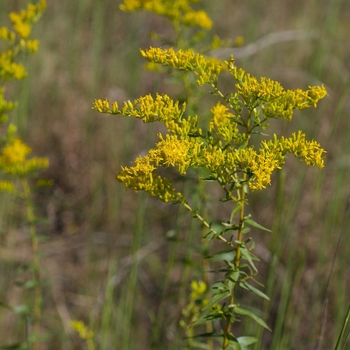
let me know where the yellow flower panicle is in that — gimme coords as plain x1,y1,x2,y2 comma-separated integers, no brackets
230,63,327,120
93,93,186,123
120,0,212,30
140,47,221,86
94,48,327,201
117,170,182,203
116,133,202,202
262,131,326,168
0,138,49,177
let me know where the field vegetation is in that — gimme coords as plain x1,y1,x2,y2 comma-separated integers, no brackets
0,0,349,349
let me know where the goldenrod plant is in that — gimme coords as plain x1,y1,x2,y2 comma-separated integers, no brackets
94,1,327,348
0,1,47,349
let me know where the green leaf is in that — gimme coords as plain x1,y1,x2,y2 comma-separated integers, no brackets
240,246,258,272
13,304,30,315
23,279,37,289
228,269,240,283
206,249,235,261
241,227,251,234
227,338,241,350
244,218,271,232
240,282,270,301
233,306,271,331
188,332,222,339
237,336,258,346
230,204,242,223
202,290,230,310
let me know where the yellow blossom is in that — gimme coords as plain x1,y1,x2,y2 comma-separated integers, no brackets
69,320,94,350
0,180,15,193
209,102,238,142
140,47,221,86
0,138,49,176
120,0,212,30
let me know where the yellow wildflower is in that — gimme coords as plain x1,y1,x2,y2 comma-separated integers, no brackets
0,180,15,193
120,0,212,30
0,138,49,176
209,102,238,142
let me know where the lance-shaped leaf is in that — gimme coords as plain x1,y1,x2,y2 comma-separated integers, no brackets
244,218,272,232
233,306,271,331
202,290,230,310
240,282,270,301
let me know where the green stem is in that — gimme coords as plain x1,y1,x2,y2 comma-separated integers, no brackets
22,179,41,350
222,113,251,349
222,187,246,350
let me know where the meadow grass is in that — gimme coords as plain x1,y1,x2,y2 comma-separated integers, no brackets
0,0,350,349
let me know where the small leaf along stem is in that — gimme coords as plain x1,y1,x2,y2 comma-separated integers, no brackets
181,200,235,248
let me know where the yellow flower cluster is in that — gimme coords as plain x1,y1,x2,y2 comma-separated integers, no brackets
9,0,46,39
94,88,326,199
0,0,46,122
69,320,94,350
209,102,238,143
0,180,15,193
116,132,202,202
0,51,27,81
94,46,327,201
230,65,327,119
117,170,182,203
140,47,222,86
93,93,186,123
262,131,326,168
120,0,212,30
0,138,49,178
180,280,208,325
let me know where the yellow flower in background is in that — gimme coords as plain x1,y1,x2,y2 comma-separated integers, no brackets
9,0,46,39
1,138,31,164
0,180,15,193
120,0,212,30
0,138,49,177
182,10,212,30
69,320,94,350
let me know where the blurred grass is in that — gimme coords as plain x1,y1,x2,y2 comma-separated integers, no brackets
0,0,350,349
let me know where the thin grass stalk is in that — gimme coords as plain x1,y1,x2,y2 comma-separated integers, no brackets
150,207,182,345
269,246,301,349
121,193,146,350
254,168,285,349
178,205,201,349
334,303,350,350
21,179,42,350
100,255,118,350
89,1,105,96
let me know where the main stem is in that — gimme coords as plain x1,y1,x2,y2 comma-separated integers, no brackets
221,187,246,350
222,115,251,349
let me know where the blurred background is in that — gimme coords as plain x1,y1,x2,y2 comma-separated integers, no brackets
0,0,349,349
